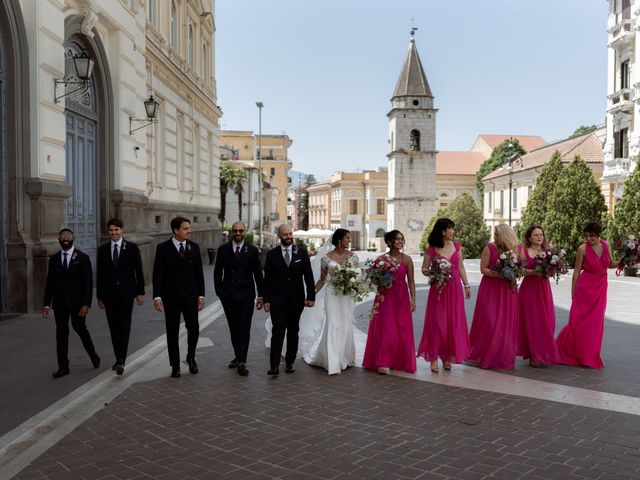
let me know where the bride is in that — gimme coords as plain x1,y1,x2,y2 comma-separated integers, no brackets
265,228,358,375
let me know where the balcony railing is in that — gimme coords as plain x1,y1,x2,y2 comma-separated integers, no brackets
608,19,634,48
607,88,633,113
603,157,631,178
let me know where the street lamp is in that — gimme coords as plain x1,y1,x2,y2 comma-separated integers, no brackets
506,144,520,227
256,101,264,247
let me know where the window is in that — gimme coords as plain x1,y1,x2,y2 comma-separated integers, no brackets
147,0,156,26
621,60,630,89
170,1,178,48
349,199,358,214
527,185,533,197
270,167,275,176
615,128,629,158
512,188,518,210
202,43,209,81
439,202,448,208
376,199,385,215
487,191,492,212
499,190,504,212
376,228,385,237
188,24,194,68
410,129,420,151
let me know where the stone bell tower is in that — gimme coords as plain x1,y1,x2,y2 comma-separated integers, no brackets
387,31,438,253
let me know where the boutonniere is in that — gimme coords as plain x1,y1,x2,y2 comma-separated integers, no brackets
121,242,126,251
72,252,78,262
187,243,192,252
293,246,299,255
244,246,248,254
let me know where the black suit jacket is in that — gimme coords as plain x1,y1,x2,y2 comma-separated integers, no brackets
214,242,264,302
43,249,93,311
152,239,205,303
263,245,315,307
96,240,145,302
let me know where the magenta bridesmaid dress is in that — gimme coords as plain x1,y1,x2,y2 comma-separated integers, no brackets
363,262,416,373
417,242,470,363
517,247,560,365
468,243,518,370
556,239,610,368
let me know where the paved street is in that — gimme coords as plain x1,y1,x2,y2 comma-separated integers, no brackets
2,257,640,479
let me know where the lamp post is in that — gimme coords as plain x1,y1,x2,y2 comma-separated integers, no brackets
256,101,264,247
506,150,519,227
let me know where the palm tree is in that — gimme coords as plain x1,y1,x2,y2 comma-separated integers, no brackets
219,163,246,223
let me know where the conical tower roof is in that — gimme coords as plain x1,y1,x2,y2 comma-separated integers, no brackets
392,34,433,99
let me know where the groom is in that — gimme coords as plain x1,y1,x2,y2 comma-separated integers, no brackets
263,224,315,375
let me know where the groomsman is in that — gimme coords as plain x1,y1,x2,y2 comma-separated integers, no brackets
153,216,205,378
263,224,315,375
43,228,100,378
96,218,145,376
214,221,264,376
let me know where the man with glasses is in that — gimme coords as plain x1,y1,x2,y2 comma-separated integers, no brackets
214,221,264,376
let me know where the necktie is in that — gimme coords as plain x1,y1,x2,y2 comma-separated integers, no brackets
113,244,119,265
179,243,185,258
284,248,291,267
235,246,240,257
63,252,68,270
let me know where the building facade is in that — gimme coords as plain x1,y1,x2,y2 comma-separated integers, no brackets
603,0,638,212
308,182,332,230
482,131,604,232
0,0,221,313
387,33,438,253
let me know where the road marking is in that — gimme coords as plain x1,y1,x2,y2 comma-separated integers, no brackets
0,301,224,480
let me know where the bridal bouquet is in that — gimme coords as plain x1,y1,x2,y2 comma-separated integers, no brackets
533,243,569,284
427,256,453,296
493,250,525,290
329,258,370,302
615,235,640,267
364,255,399,295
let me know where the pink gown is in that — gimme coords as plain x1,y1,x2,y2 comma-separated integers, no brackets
517,247,560,365
417,242,470,363
363,262,416,373
555,240,610,368
468,243,519,370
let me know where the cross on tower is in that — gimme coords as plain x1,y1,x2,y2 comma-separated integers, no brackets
410,18,418,37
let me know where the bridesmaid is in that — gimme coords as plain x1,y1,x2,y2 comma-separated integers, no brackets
417,218,471,373
556,221,615,368
363,230,417,374
517,226,560,367
468,224,519,370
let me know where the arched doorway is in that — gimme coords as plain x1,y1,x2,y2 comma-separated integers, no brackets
64,43,99,262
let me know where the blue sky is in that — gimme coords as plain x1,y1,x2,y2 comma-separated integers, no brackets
215,0,608,181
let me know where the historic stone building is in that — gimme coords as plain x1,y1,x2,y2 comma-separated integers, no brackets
387,33,438,253
0,0,221,313
603,0,638,212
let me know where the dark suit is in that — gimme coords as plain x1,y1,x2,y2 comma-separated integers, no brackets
263,245,315,369
214,242,264,364
43,248,97,369
96,240,145,366
152,238,205,367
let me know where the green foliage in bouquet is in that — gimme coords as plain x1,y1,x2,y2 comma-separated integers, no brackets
515,151,564,241
420,195,489,258
544,155,606,266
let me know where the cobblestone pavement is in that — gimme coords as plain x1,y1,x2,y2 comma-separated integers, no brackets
10,306,640,480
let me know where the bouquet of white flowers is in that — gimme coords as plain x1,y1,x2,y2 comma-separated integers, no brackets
329,257,371,301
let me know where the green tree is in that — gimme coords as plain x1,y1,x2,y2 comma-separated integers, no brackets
419,195,489,258
609,166,640,246
544,155,606,265
298,174,317,230
476,139,527,205
570,124,598,138
515,151,564,240
218,163,246,223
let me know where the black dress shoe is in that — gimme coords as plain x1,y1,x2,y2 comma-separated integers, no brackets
115,364,124,376
237,363,249,376
112,362,117,371
52,368,70,379
228,358,238,369
91,354,101,369
171,367,181,378
267,368,279,376
187,358,198,374
285,364,295,374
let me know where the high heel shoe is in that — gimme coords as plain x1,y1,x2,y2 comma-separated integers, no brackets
443,361,452,371
529,360,542,368
430,361,439,373
377,367,389,375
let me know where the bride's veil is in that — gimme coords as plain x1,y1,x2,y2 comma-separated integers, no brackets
264,234,334,357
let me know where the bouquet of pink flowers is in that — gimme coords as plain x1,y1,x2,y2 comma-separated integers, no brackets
493,250,525,290
427,256,452,296
364,255,399,295
533,243,569,284
615,235,640,268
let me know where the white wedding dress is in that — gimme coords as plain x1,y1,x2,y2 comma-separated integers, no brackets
264,240,357,375
303,254,358,375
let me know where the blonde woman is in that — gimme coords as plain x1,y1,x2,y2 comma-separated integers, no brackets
467,224,519,370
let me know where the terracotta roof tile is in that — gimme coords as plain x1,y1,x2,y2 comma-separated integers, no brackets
436,151,486,175
477,134,547,152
